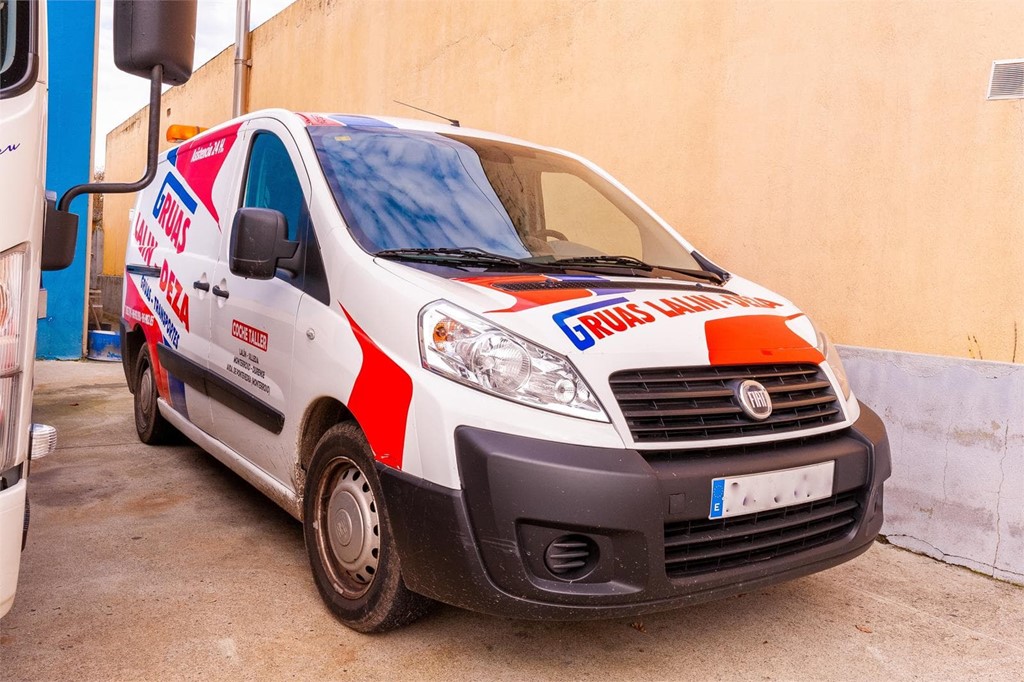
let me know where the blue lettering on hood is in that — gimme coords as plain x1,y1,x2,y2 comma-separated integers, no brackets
552,297,629,351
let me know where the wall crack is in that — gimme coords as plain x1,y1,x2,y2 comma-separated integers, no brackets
884,533,994,573
993,422,1009,570
486,37,516,52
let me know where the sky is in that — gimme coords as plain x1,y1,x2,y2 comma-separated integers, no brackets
94,0,296,171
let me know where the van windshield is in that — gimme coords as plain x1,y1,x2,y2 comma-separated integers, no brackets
307,126,703,272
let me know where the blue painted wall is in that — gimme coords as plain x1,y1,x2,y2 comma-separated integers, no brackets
37,0,96,359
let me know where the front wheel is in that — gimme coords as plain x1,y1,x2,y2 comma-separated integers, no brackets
303,422,434,633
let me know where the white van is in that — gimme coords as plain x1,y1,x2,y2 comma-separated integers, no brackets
121,110,890,632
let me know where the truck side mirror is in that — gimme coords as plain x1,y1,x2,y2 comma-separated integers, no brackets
48,1,200,270
113,0,197,85
42,193,78,271
229,208,299,280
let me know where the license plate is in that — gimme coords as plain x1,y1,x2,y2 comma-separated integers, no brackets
709,461,835,519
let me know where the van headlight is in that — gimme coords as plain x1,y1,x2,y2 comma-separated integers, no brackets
817,332,852,400
418,301,608,422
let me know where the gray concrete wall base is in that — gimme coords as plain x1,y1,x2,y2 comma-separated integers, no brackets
839,345,1024,585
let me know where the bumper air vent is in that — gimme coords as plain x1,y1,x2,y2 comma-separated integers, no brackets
664,490,863,578
543,534,599,579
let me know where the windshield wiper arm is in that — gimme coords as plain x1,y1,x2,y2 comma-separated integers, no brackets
373,247,533,268
553,255,652,269
552,255,725,284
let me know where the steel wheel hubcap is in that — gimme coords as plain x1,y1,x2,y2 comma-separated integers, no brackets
139,365,154,424
316,457,380,598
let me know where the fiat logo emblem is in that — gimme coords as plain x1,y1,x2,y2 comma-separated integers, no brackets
736,380,773,420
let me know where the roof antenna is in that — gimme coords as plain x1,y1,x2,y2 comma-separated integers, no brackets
394,100,460,127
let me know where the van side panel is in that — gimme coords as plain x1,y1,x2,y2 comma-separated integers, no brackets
123,122,246,429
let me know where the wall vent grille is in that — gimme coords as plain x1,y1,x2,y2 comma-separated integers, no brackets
988,59,1024,100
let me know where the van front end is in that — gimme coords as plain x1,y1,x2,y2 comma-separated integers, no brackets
374,288,890,620
300,116,891,621
383,415,887,620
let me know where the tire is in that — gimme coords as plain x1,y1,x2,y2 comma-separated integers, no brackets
133,344,177,445
303,422,434,633
22,496,29,551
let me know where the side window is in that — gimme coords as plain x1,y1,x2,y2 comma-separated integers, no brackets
239,131,330,305
243,133,304,240
0,0,36,95
0,0,16,77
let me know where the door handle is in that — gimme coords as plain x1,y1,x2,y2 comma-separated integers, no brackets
193,280,210,292
212,285,230,299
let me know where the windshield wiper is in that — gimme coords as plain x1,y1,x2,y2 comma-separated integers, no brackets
373,247,533,269
553,255,652,269
552,255,725,284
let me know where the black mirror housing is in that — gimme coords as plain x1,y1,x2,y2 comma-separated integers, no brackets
113,0,197,85
57,2,198,233
42,192,78,271
230,208,299,280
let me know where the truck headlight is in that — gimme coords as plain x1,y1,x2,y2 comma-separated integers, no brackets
817,331,852,400
418,301,608,422
0,246,27,472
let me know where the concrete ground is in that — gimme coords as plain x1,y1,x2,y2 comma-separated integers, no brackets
2,361,1022,681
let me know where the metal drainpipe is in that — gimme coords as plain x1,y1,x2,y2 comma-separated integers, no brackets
232,0,251,117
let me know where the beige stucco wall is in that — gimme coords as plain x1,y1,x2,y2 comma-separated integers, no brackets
103,0,1024,363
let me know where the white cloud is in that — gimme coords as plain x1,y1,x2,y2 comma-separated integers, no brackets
94,0,296,171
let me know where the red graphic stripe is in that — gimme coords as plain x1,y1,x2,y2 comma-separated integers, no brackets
171,122,242,224
124,275,171,400
297,113,344,127
340,305,412,468
704,314,824,366
457,275,592,313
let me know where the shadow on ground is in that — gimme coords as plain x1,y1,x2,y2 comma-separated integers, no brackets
3,361,1022,681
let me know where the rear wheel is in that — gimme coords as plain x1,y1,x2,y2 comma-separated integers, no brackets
133,344,176,444
303,422,434,633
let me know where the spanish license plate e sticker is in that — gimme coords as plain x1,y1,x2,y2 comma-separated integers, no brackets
709,461,835,519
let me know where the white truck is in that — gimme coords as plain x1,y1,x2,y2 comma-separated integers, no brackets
0,0,59,620
0,0,197,619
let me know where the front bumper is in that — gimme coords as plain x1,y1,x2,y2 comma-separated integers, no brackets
0,475,27,619
379,403,890,620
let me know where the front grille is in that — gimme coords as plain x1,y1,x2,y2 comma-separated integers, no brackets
664,490,861,578
609,363,843,443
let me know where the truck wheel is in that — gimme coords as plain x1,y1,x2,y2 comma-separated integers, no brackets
22,496,29,551
133,344,176,444
303,422,434,633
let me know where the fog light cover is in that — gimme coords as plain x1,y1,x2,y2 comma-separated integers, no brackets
543,534,599,580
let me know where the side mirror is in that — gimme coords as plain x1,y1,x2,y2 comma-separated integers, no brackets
230,208,299,280
42,192,78,270
113,0,197,85
54,1,199,234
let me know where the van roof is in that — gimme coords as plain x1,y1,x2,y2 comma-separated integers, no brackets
293,111,485,134
289,110,550,150
162,108,557,157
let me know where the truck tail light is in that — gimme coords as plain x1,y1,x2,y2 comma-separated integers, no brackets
0,247,27,472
